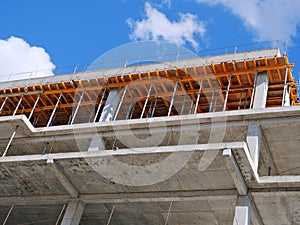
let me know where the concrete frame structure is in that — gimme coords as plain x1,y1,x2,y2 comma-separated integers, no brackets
0,48,299,224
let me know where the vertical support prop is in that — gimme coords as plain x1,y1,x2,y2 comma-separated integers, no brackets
282,66,289,107
28,95,40,121
188,99,194,114
2,205,14,225
243,91,249,109
223,74,232,111
209,90,215,112
55,204,66,225
70,91,85,125
0,97,8,114
47,92,63,127
180,94,187,115
140,83,153,118
93,88,107,122
249,71,258,109
168,80,178,117
113,85,128,121
164,202,173,225
13,95,24,116
106,205,116,225
2,126,18,157
238,89,244,110
151,97,158,118
194,78,203,114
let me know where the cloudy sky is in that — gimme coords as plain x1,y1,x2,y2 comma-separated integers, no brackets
0,0,300,83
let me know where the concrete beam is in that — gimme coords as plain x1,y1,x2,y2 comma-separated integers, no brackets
80,189,237,204
233,195,251,225
0,195,71,205
253,71,269,109
0,190,237,206
0,142,247,163
61,200,85,225
49,161,79,198
1,106,300,142
259,175,300,183
223,149,248,195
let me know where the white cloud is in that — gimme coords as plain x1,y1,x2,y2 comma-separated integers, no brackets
127,2,206,49
196,0,300,42
0,36,55,82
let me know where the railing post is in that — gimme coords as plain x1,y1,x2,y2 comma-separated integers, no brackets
47,92,63,127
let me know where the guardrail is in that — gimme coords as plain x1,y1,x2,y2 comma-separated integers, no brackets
0,40,290,86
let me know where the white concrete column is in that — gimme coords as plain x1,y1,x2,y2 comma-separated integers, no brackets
88,135,105,151
61,200,85,225
282,86,290,106
233,195,251,225
253,72,269,109
246,122,261,171
99,88,120,122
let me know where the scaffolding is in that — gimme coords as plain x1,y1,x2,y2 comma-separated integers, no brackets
0,52,298,128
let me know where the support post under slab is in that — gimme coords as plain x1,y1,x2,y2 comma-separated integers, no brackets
60,200,85,225
232,195,251,225
0,97,8,114
252,72,269,109
2,126,18,157
246,122,261,171
282,67,290,107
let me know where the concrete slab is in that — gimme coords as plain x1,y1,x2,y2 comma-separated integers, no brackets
252,192,300,225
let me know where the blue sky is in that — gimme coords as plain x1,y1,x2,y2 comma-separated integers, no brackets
0,0,300,84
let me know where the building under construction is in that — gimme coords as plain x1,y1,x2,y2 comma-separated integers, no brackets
0,47,299,224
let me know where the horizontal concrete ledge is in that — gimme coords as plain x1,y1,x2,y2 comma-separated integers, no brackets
0,142,247,163
0,194,71,205
1,106,300,139
0,189,237,205
38,105,300,133
259,175,300,183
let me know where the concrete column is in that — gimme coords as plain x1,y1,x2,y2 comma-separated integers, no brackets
282,86,290,106
253,72,269,109
61,200,85,225
246,122,261,171
99,88,120,122
88,135,105,151
233,195,251,225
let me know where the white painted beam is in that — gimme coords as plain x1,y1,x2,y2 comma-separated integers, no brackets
0,142,247,163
